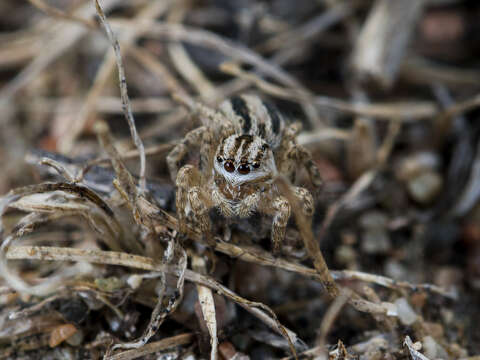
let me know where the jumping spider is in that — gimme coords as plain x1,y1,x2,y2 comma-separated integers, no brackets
167,94,322,253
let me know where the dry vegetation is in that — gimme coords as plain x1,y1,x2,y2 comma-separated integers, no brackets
1,0,480,359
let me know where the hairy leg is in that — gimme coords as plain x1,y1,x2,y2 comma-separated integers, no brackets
175,165,213,244
270,196,291,255
237,192,261,218
292,186,315,225
167,126,207,183
296,145,323,188
188,101,237,142
277,123,323,188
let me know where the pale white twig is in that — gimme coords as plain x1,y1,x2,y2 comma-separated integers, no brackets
94,0,147,192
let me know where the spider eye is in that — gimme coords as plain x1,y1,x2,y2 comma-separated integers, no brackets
252,162,260,169
238,164,250,175
216,156,223,163
224,161,235,173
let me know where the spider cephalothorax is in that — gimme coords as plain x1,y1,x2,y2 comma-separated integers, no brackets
167,94,321,253
214,134,276,187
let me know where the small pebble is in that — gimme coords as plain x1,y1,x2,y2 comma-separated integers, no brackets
422,336,448,359
407,171,443,205
361,229,391,254
385,260,407,280
49,324,77,348
335,245,357,267
66,329,84,346
359,211,389,229
127,274,143,289
395,298,417,325
397,152,440,181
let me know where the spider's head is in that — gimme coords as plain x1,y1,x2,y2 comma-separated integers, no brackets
213,134,277,186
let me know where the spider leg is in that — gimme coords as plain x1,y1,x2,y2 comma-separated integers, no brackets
192,101,236,138
236,192,261,218
167,126,207,183
266,185,314,255
175,165,213,245
296,145,323,189
270,196,291,255
292,186,315,226
277,123,323,188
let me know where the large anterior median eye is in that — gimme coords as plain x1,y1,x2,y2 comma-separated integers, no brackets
224,161,235,172
238,164,250,175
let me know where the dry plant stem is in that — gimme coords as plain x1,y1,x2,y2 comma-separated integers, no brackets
332,270,454,299
192,255,218,360
145,204,451,298
220,62,313,106
112,20,317,120
60,1,171,152
314,289,352,358
27,0,96,29
0,0,120,111
79,143,173,177
9,182,115,217
167,2,217,100
275,176,339,299
139,107,188,140
452,141,480,217
106,333,194,360
404,336,431,360
437,93,480,143
40,158,76,182
130,46,193,106
318,120,401,239
259,2,352,53
59,45,114,152
376,119,401,164
401,56,480,88
267,1,359,71
361,285,397,330
221,62,437,121
95,122,139,210
94,0,147,192
109,246,187,355
271,124,406,316
6,245,300,356
351,0,425,87
95,96,175,114
0,33,41,68
6,184,127,252
0,213,88,296
93,124,149,252
316,98,436,121
346,117,377,179
9,292,64,319
297,128,351,146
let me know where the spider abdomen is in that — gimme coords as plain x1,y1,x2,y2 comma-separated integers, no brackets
219,94,285,148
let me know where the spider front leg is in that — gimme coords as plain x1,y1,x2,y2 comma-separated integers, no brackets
167,126,207,183
268,186,314,255
175,165,214,245
270,196,291,255
237,192,261,218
